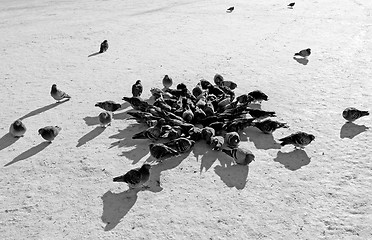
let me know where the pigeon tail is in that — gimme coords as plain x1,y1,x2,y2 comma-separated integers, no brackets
113,176,125,182
361,111,369,116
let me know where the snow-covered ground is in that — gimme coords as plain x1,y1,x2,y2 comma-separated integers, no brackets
0,0,371,239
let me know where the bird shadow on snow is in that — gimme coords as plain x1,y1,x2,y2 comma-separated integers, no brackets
88,51,102,57
101,153,190,231
19,100,69,120
340,122,369,139
0,133,20,151
101,188,140,231
273,149,310,171
4,142,50,167
243,127,281,150
76,126,106,147
293,57,309,65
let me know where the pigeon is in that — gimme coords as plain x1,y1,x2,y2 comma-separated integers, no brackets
342,107,369,122
221,81,237,90
192,84,204,98
132,119,165,141
201,127,215,144
188,126,203,141
99,40,108,53
164,137,195,153
149,143,180,162
278,131,315,148
294,48,311,58
222,148,255,165
248,90,268,103
288,2,295,8
9,120,26,137
122,97,152,111
50,84,71,102
224,132,240,148
214,74,224,86
162,75,173,89
98,111,112,127
113,164,151,189
226,6,234,13
132,80,143,98
253,119,288,134
210,136,224,151
200,79,213,89
246,108,276,119
38,126,61,142
95,101,121,112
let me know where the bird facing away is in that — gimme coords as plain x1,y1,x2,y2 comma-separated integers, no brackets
162,75,173,89
132,80,143,98
294,48,311,58
113,164,151,189
278,131,315,148
288,2,295,8
38,126,62,142
95,101,121,112
98,111,112,127
9,120,27,137
222,148,255,165
227,6,234,12
50,84,71,102
253,119,289,134
342,107,369,122
149,143,180,162
99,40,108,53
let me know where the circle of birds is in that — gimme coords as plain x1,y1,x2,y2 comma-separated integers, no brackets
7,3,370,190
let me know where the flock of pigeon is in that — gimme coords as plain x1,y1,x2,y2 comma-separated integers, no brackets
7,2,370,189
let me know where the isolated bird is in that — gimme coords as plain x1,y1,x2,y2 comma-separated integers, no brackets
294,48,311,58
50,84,71,102
210,136,224,151
162,75,173,89
113,164,151,189
222,148,255,165
288,2,295,8
248,90,268,103
164,137,195,153
98,111,112,127
132,80,143,98
278,131,315,148
226,6,234,12
149,143,180,162
253,119,288,134
342,107,369,122
95,100,121,112
38,126,61,142
99,40,108,53
9,120,27,137
224,132,240,148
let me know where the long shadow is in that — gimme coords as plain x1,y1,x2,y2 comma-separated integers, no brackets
143,151,192,193
340,122,369,139
243,127,281,150
76,127,106,147
273,149,310,170
214,164,249,190
83,116,100,126
19,101,69,120
0,133,20,151
4,142,50,167
199,148,219,173
88,51,102,57
101,188,140,231
293,57,309,65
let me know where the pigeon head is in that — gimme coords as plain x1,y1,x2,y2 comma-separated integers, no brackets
14,120,22,126
177,83,187,90
307,48,311,53
103,40,107,43
213,74,224,85
51,84,57,90
38,128,44,135
309,134,315,141
136,80,141,84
